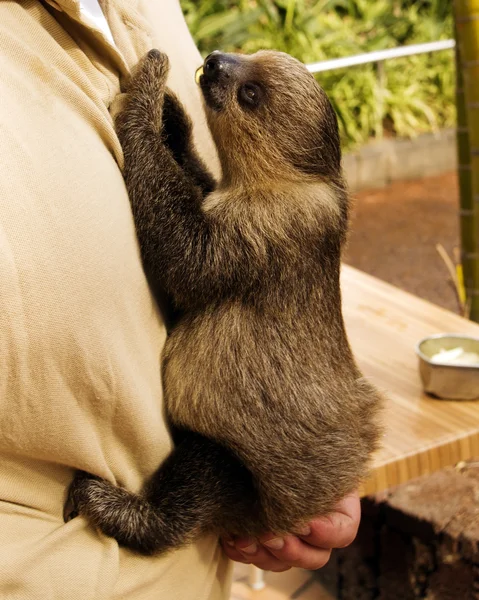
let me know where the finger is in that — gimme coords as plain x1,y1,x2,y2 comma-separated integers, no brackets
257,534,332,570
222,546,291,573
222,539,291,572
221,540,253,564
305,492,361,549
223,538,292,572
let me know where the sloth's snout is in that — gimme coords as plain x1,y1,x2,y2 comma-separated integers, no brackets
200,51,243,111
203,51,239,83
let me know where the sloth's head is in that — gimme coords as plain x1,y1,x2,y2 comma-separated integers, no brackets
198,50,341,186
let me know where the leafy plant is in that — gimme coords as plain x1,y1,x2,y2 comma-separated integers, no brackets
181,0,454,149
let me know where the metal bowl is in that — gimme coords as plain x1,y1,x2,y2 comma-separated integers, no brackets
416,334,479,400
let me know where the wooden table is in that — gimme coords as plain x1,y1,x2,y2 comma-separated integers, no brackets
342,265,479,495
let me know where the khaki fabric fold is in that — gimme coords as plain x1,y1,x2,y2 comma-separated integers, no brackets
0,1,227,598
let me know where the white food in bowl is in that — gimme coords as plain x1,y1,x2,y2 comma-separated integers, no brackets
430,347,479,367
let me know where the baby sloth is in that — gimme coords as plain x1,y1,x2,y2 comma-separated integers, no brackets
65,49,383,555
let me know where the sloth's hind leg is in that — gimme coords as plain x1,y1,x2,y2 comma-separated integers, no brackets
144,431,260,543
65,432,260,555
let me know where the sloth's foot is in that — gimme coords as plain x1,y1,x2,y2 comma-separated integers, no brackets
64,470,105,523
64,470,174,555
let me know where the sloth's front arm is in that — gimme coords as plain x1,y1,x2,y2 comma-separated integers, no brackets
116,50,263,309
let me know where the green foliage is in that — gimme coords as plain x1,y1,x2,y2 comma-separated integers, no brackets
180,0,454,149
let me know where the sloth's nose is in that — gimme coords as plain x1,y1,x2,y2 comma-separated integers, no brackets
203,51,238,81
204,53,222,80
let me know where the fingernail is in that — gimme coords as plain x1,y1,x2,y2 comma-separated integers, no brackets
297,525,311,536
240,543,258,554
263,537,284,550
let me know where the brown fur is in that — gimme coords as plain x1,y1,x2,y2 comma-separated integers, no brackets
65,49,383,555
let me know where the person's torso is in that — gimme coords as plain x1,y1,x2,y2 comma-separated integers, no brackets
0,2,228,598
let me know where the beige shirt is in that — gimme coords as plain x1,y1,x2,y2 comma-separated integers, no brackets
0,1,227,598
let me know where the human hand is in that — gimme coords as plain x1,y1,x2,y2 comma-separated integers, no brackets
221,490,360,572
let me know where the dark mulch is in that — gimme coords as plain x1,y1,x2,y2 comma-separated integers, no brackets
343,172,461,314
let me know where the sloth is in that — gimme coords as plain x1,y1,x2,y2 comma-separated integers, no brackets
64,49,383,556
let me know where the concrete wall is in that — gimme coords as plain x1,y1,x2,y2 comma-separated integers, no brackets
343,128,457,192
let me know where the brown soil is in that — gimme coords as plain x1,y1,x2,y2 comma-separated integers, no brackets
343,172,461,314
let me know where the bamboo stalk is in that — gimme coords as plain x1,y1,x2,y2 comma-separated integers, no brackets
454,0,479,321
455,28,475,315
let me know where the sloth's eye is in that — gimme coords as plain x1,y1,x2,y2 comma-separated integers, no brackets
238,83,263,109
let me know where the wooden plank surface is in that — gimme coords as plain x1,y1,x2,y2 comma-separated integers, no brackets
341,265,479,495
